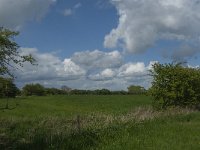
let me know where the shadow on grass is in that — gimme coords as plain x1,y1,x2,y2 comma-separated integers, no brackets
4,129,102,150
0,106,18,111
0,97,22,111
0,121,123,150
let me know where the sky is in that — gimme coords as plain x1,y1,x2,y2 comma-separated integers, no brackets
1,0,200,90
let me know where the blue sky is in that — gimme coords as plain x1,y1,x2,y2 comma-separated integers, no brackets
16,0,118,56
1,0,200,90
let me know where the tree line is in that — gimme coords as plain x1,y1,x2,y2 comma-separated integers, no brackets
0,82,147,98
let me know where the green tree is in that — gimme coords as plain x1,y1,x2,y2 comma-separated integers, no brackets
0,27,35,77
46,88,66,95
149,62,200,110
0,77,18,98
127,85,146,94
22,83,46,96
0,77,19,109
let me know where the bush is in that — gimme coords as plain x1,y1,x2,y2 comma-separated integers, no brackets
22,83,46,96
149,63,200,110
127,85,146,95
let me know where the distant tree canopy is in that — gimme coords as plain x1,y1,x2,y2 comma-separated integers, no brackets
46,88,66,95
22,83,46,96
127,85,146,94
0,27,35,77
61,85,72,92
70,89,128,95
21,84,149,96
0,77,19,98
149,63,200,110
70,89,111,95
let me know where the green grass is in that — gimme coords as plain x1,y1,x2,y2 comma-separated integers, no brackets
0,95,151,118
99,113,200,150
0,95,200,150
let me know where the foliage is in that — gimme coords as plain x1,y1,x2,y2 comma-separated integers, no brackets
149,62,200,109
22,85,138,96
61,85,72,92
94,89,111,95
46,87,67,95
127,85,146,94
0,76,19,98
0,27,35,77
70,89,127,95
22,83,46,96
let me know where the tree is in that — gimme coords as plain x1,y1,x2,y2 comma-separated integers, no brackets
94,89,111,95
0,77,19,109
0,27,35,77
22,83,46,96
0,77,18,98
61,85,72,93
127,85,146,94
46,88,66,95
149,62,200,110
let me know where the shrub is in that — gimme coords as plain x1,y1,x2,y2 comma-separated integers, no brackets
149,63,200,110
127,85,146,95
22,83,46,96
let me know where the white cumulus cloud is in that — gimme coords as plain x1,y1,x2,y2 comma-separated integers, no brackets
14,48,156,90
118,62,146,77
63,59,86,77
71,50,123,69
88,68,116,81
105,0,200,54
15,48,86,83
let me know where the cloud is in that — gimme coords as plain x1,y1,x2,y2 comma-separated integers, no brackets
71,50,123,70
88,68,116,81
118,62,146,77
63,9,73,16
15,48,86,83
84,59,156,89
62,59,86,78
0,0,56,29
162,44,199,61
14,48,155,90
117,61,155,81
105,0,200,54
96,0,113,9
63,3,82,17
74,3,82,9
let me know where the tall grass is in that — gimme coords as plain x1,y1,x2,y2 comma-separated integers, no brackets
0,107,199,149
0,95,200,149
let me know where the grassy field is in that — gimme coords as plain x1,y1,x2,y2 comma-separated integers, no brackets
0,95,151,117
0,95,200,150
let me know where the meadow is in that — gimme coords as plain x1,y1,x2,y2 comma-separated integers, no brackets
0,95,200,150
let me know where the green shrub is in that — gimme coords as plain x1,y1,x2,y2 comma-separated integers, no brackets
22,83,46,96
149,63,200,110
127,85,146,95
